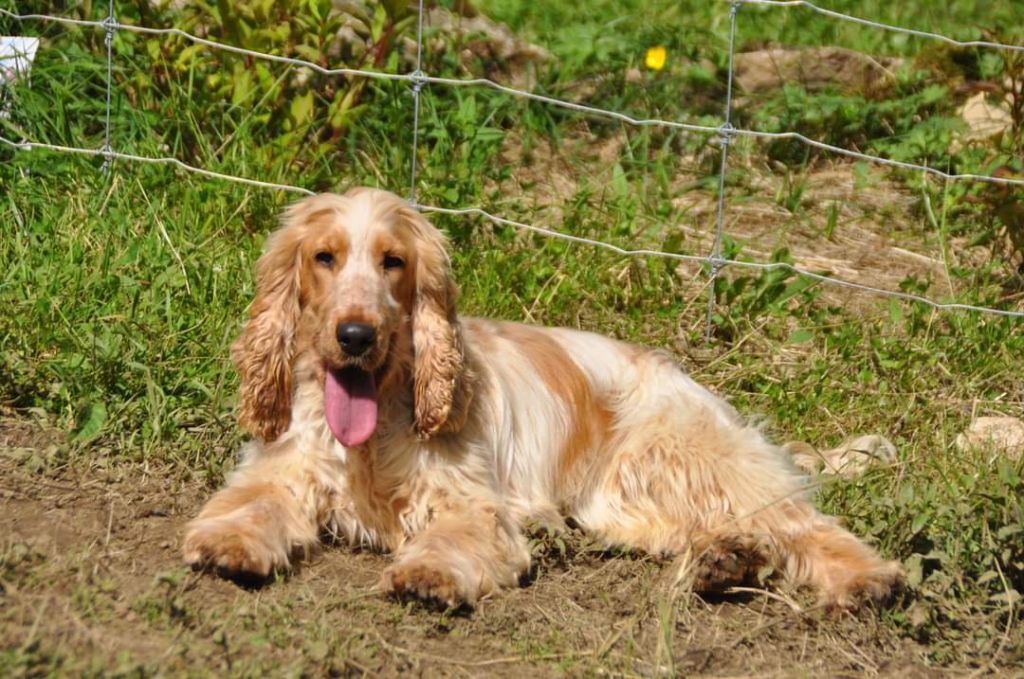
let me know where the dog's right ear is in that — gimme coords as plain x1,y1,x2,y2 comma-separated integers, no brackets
231,214,304,442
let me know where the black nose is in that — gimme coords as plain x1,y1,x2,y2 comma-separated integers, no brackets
336,322,376,357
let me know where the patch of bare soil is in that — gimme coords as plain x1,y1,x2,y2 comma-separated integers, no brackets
494,128,990,315
732,47,904,97
0,414,959,677
0,408,64,456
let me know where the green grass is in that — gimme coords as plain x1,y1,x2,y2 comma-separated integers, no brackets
1,0,1023,673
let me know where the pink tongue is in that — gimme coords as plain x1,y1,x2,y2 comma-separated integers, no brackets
324,367,378,447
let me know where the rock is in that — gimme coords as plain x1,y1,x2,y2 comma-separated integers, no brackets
955,91,1014,147
785,434,897,477
955,416,1024,460
624,67,643,84
733,47,902,96
425,6,550,90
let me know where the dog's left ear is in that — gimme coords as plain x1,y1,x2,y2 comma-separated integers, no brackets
401,207,473,438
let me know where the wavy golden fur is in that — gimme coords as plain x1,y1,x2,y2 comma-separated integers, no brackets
184,187,903,610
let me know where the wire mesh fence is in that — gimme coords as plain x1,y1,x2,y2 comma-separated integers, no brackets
3,1,1024,326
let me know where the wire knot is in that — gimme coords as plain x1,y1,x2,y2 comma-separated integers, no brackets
100,143,113,173
102,16,118,46
409,70,426,95
716,122,735,146
708,254,730,276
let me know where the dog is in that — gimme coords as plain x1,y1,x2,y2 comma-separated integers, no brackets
183,187,903,610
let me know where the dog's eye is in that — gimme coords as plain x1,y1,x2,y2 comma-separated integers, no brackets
315,251,334,268
383,254,404,270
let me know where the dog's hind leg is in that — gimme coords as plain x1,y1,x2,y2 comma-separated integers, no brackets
570,405,902,608
776,518,905,610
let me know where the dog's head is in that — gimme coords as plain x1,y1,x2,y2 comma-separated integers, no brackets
231,188,470,445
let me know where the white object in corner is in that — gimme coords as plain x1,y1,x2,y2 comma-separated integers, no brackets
1,36,40,84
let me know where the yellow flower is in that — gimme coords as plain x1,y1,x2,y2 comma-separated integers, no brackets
645,46,667,71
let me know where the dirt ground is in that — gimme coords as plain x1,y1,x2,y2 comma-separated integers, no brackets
0,412,972,678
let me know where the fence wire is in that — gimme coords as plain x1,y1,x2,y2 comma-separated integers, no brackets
705,2,740,340
6,132,1022,319
3,4,1024,323
4,7,1024,188
407,0,426,206
736,0,1024,53
100,0,114,171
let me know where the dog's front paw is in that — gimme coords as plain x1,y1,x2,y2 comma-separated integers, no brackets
182,520,288,581
381,560,476,609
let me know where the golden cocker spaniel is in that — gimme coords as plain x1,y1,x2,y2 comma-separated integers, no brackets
183,187,903,610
